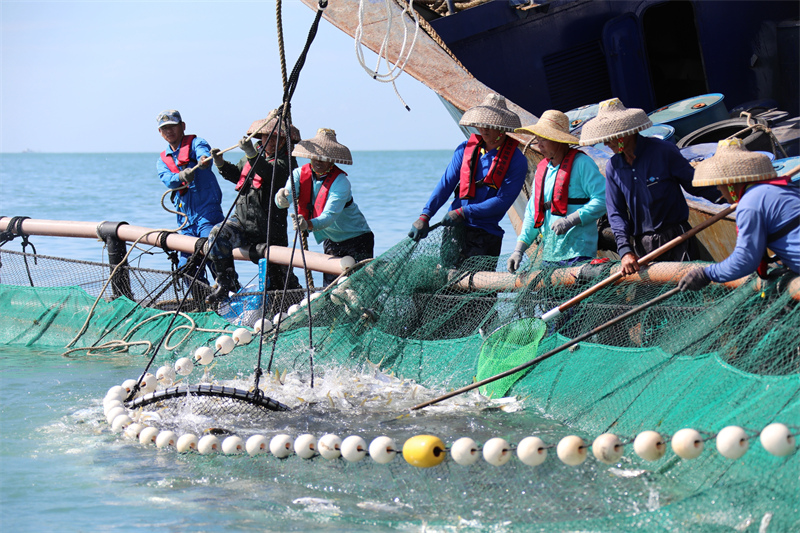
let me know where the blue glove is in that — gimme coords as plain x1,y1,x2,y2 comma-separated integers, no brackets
678,267,711,291
408,215,430,241
440,208,464,227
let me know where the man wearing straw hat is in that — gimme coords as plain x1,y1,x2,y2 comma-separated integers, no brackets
204,110,303,304
678,138,800,290
156,109,223,284
579,98,719,276
408,93,528,265
275,128,373,286
507,110,606,272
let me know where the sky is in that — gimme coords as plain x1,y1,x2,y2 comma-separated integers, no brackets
0,0,466,153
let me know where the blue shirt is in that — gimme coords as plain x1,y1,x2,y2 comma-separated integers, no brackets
157,135,223,236
706,183,800,281
605,135,715,258
518,151,606,262
422,139,528,237
285,166,372,244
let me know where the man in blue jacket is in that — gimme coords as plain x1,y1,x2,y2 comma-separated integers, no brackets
156,109,223,283
679,138,799,290
408,93,528,268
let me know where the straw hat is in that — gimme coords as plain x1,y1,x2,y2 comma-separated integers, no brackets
515,110,579,145
459,93,521,132
692,138,777,186
247,110,301,143
579,98,652,146
292,128,353,165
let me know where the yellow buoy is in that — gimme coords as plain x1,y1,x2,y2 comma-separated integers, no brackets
402,435,446,468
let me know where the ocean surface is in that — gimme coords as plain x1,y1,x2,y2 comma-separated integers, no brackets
0,151,526,532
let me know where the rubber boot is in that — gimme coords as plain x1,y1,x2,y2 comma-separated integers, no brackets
206,258,240,305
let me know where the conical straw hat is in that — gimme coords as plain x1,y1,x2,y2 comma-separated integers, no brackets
247,110,301,143
292,128,353,165
515,110,579,145
692,138,777,186
460,93,521,132
579,98,652,146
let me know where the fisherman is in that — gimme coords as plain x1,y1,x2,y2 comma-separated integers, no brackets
507,110,606,272
679,138,800,291
579,98,720,276
156,109,223,284
408,93,528,267
275,128,374,287
205,111,303,304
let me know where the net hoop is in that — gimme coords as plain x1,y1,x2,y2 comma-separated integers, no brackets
126,384,291,412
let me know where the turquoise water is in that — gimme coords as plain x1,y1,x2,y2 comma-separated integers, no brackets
0,151,527,532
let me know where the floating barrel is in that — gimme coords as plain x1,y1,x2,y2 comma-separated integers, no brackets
676,117,773,154
648,93,728,139
565,103,599,136
680,143,775,165
773,156,800,182
640,124,676,143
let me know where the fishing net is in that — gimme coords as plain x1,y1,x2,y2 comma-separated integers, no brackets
1,227,799,531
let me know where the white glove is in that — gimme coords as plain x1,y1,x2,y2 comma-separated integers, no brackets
290,213,309,232
550,211,582,235
506,240,529,273
239,136,257,159
275,188,290,209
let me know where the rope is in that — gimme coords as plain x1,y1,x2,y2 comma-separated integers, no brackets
355,0,421,110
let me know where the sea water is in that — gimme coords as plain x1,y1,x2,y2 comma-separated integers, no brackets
0,151,543,532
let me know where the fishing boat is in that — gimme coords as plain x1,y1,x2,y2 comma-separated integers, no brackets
302,0,800,261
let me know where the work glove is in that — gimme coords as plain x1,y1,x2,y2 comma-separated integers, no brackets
290,213,309,232
550,211,582,235
275,188,290,209
239,136,257,159
506,240,529,273
178,166,195,184
210,148,225,168
408,214,430,241
678,267,711,292
440,208,465,227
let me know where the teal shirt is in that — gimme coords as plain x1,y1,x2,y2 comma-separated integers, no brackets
285,166,372,244
518,151,606,262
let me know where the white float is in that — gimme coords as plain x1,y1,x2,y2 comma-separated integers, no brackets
222,436,244,455
198,435,220,455
716,426,749,460
174,357,194,376
111,414,132,432
482,437,512,466
451,437,480,466
105,406,126,425
557,435,587,466
318,434,342,460
368,436,397,464
156,431,177,449
270,434,293,459
156,365,176,386
246,435,268,456
124,423,145,440
592,433,624,465
194,346,214,366
232,328,252,346
214,335,235,355
139,426,159,446
517,436,547,467
633,431,666,461
176,433,198,453
294,434,317,459
253,318,273,334
671,428,704,459
341,435,368,462
760,423,796,457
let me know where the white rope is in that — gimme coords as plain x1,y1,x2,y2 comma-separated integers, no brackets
354,0,420,110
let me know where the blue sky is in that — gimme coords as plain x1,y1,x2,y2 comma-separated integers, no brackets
0,1,466,153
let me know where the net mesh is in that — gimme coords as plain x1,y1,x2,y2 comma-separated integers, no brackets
1,229,799,530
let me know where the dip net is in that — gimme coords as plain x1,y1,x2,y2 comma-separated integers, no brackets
1,227,798,531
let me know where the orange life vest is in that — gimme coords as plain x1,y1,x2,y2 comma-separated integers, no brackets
458,134,519,199
297,164,347,221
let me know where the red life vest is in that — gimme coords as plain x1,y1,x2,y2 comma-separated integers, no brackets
297,164,347,221
532,148,580,228
458,134,520,199
160,135,197,173
235,160,265,191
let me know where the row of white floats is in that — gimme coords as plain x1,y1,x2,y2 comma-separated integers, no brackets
104,385,796,466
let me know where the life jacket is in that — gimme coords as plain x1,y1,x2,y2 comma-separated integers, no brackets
160,134,197,173
235,160,265,191
160,135,197,197
532,148,588,228
297,164,348,221
743,177,800,278
458,134,520,199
